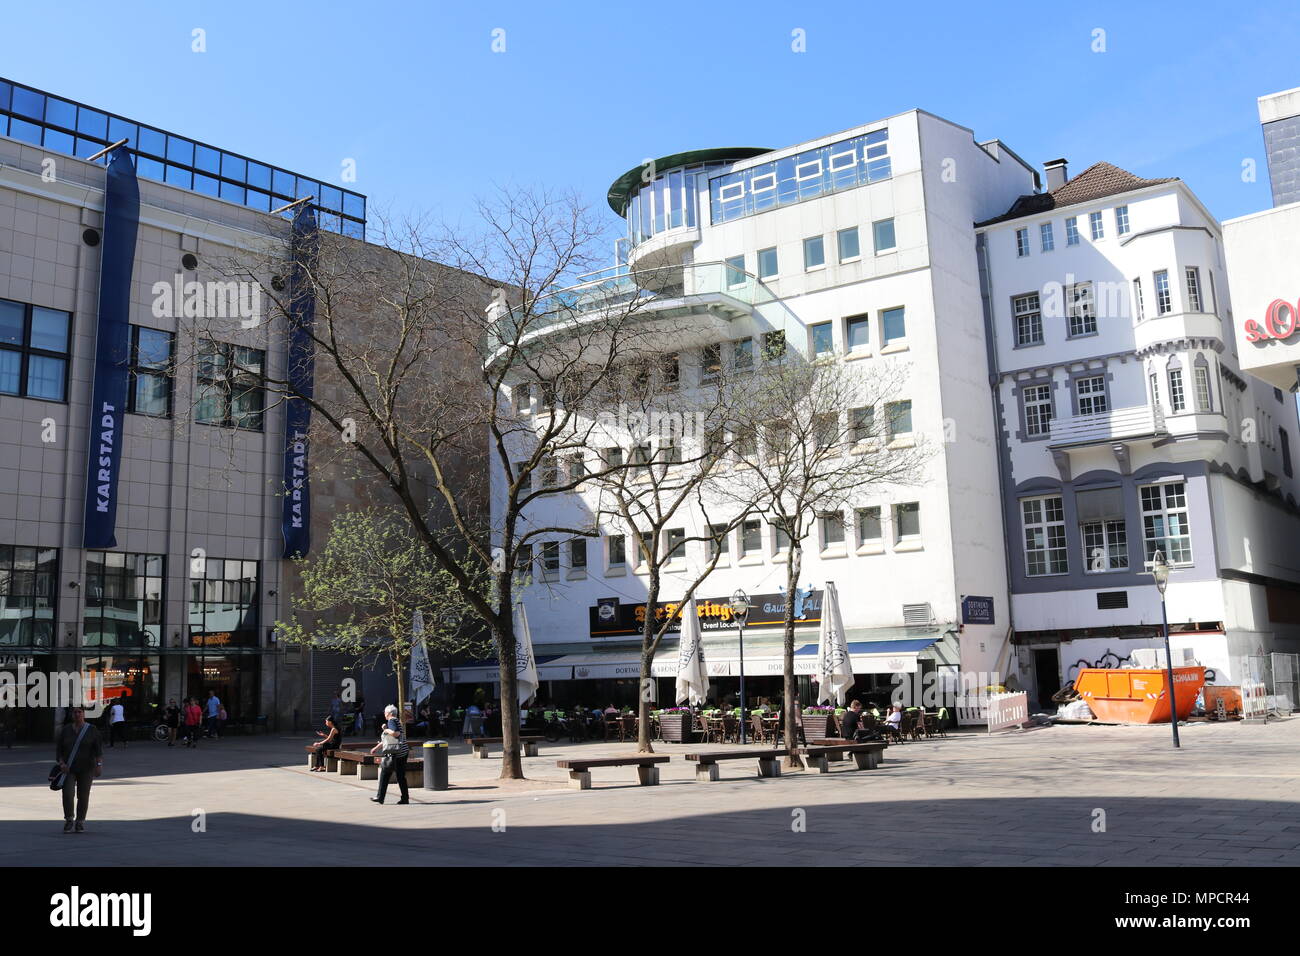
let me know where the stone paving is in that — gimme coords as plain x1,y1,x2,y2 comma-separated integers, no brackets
1,718,1298,866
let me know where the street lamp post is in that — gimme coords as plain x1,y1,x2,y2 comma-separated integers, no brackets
1148,549,1181,749
730,590,750,744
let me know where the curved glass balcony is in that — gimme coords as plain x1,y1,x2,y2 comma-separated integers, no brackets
487,261,771,361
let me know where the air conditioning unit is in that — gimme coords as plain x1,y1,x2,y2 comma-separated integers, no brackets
903,603,933,627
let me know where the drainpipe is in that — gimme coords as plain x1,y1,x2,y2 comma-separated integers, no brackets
975,231,1019,683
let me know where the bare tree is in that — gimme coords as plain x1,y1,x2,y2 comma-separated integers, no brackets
721,347,930,767
185,189,734,778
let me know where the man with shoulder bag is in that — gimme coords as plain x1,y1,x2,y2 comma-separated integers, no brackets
368,704,409,805
51,706,104,833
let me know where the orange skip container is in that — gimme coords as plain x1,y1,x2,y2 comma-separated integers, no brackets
1073,666,1205,724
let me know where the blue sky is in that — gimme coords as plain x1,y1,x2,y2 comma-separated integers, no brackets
3,0,1298,251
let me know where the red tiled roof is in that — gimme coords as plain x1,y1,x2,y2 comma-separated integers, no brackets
976,162,1180,227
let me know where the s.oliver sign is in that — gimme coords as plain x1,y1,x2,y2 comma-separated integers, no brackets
1244,299,1300,343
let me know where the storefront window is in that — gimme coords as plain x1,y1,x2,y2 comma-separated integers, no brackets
189,558,259,648
83,654,161,723
0,545,57,646
83,551,164,646
188,654,260,721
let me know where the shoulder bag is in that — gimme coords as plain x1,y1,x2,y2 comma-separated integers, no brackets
49,723,90,791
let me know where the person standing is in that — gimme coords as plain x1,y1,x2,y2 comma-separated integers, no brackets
369,704,409,805
163,698,180,747
204,690,222,740
352,696,366,737
107,699,127,748
55,706,103,833
183,697,203,748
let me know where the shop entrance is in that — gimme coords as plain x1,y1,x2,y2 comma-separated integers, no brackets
1033,648,1061,710
187,655,260,722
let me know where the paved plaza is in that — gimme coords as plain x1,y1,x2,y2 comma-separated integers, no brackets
1,719,1298,866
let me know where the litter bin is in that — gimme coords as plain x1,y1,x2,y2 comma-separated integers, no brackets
423,740,448,790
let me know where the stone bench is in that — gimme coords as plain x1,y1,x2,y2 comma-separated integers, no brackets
468,736,543,759
333,750,423,786
803,742,886,773
555,755,670,790
685,748,789,782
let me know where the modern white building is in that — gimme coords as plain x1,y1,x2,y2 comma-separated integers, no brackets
979,158,1300,709
481,110,1041,709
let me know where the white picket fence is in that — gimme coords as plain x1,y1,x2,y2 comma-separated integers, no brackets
955,692,1028,732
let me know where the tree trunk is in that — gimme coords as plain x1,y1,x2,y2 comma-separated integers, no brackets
495,569,524,779
636,568,661,754
783,545,805,769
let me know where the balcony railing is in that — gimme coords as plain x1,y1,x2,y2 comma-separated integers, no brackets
486,261,771,359
1048,404,1166,447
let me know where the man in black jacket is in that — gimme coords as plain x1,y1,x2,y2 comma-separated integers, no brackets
55,706,104,833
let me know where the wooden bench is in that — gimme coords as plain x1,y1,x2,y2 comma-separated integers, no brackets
305,744,340,772
332,750,423,786
555,755,670,790
803,741,886,773
468,736,543,759
685,748,788,782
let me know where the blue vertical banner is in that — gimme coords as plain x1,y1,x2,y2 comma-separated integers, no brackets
83,149,140,549
281,206,317,558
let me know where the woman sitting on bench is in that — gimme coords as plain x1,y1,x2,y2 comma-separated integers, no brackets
310,715,341,771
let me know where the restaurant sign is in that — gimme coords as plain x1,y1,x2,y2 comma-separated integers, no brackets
589,589,823,638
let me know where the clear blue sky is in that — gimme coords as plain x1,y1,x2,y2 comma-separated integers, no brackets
3,0,1297,250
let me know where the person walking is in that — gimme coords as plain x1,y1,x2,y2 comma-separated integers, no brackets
163,698,180,747
183,697,203,748
107,699,127,748
54,706,103,833
204,690,222,740
369,704,409,805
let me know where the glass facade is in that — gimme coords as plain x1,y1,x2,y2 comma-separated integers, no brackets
189,558,260,648
0,545,57,645
709,129,891,224
0,76,366,239
82,551,164,647
624,161,726,245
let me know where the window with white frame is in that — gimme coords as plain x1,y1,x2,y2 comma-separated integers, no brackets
856,506,882,546
1023,383,1053,437
1077,487,1127,572
872,218,896,252
851,405,875,442
513,382,531,414
1149,372,1160,410
1185,267,1203,312
810,321,833,357
1022,495,1068,575
1065,216,1080,246
569,538,587,572
803,235,825,270
893,502,920,541
1193,365,1212,412
1115,205,1130,235
1075,375,1107,415
1089,211,1104,240
1154,270,1171,314
608,534,626,568
1067,282,1096,337
757,247,778,278
708,524,729,561
837,227,860,262
1168,367,1186,412
1013,292,1043,346
541,542,560,576
1132,277,1145,321
1140,481,1192,565
881,307,906,345
637,530,655,566
846,313,870,351
665,528,686,561
886,400,912,439
771,523,790,553
1040,222,1055,252
733,337,754,371
740,519,762,557
820,512,845,548
1015,228,1030,257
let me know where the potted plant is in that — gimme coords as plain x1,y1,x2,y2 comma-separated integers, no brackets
802,705,836,740
656,706,693,743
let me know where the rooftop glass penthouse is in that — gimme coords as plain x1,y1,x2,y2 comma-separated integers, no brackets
0,76,366,238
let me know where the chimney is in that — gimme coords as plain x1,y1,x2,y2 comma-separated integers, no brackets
1044,158,1068,191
